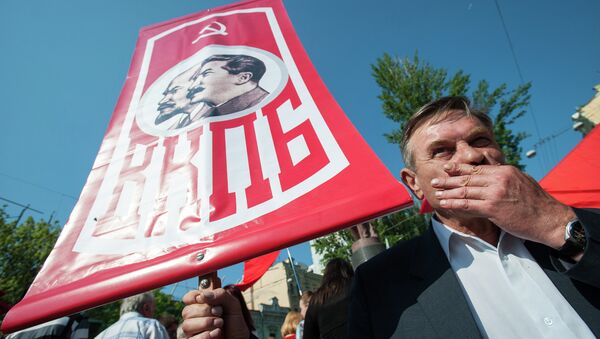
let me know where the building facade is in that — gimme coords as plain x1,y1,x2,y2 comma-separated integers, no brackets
244,260,322,339
572,84,600,135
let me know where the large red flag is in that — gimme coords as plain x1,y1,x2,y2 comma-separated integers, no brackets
2,0,412,332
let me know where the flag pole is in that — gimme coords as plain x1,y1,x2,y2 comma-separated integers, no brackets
286,248,303,296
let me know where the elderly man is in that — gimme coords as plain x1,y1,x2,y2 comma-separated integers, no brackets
348,96,600,338
96,292,169,339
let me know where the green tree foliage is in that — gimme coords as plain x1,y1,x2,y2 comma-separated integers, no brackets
0,207,61,308
153,289,183,321
0,207,182,331
85,300,121,334
314,52,530,264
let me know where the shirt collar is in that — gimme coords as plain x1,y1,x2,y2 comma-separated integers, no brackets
431,216,454,258
432,215,507,259
120,311,144,320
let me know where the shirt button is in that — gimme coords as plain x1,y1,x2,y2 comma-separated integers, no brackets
544,317,553,326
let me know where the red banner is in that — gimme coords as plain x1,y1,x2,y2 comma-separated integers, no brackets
2,0,411,332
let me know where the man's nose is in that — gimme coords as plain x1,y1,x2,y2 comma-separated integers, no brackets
159,94,170,104
454,142,485,165
190,77,201,88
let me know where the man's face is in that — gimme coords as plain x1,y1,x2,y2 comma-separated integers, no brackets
142,300,156,318
187,60,239,106
158,74,193,116
402,111,504,211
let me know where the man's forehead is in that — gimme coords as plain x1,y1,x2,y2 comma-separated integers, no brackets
413,111,491,141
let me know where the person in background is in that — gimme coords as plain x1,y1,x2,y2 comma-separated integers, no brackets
280,311,302,339
223,284,256,336
6,314,89,339
303,259,354,339
96,292,169,339
295,291,313,339
157,314,178,339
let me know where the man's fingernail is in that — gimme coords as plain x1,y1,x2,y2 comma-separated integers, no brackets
211,306,223,316
209,329,221,338
431,179,440,185
213,318,224,328
435,191,442,197
443,163,452,170
202,290,215,300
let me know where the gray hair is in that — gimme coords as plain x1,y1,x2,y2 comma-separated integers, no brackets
120,292,154,316
400,96,493,169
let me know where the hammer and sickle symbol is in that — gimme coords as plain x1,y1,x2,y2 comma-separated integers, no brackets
192,21,228,44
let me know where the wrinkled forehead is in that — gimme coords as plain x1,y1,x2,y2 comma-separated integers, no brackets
414,109,490,136
408,110,493,152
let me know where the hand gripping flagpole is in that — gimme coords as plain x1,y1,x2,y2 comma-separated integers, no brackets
198,271,221,290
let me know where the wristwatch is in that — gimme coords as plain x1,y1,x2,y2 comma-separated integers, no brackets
557,218,586,258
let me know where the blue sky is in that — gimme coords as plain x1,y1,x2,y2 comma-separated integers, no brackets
1,0,599,293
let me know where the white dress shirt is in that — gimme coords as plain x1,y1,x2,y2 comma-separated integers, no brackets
431,218,595,339
95,312,169,339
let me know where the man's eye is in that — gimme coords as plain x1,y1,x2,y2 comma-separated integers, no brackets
471,137,491,147
432,148,453,157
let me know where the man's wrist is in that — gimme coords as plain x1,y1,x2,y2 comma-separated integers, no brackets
557,218,586,262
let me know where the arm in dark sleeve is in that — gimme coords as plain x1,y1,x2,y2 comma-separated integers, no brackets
302,303,320,339
347,265,373,339
551,207,600,287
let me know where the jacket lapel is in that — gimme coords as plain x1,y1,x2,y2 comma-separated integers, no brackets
412,227,482,338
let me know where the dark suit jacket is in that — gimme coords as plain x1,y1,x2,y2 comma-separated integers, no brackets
348,208,600,338
209,86,268,117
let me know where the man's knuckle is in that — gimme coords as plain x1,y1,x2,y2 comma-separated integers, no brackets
182,306,191,319
462,199,469,209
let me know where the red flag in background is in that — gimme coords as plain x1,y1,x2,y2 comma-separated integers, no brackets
2,0,412,333
236,251,281,291
540,125,600,209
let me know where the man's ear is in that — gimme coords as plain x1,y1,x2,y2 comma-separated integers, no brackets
400,168,424,200
235,72,253,84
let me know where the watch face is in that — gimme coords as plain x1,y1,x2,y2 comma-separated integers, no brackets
567,220,586,247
